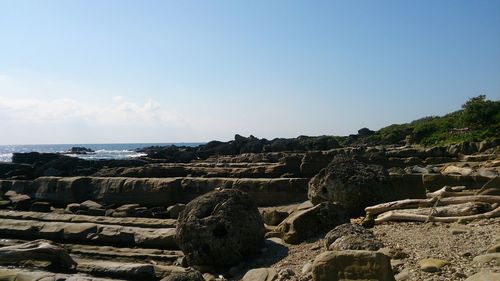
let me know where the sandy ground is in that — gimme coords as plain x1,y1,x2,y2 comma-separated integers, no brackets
240,218,500,281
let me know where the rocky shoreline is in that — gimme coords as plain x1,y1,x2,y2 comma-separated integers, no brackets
0,137,498,280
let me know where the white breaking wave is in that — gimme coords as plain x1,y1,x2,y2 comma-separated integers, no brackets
0,143,201,162
0,153,13,163
65,149,147,161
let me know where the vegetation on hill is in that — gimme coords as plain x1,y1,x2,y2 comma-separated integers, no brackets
351,95,500,146
139,95,498,161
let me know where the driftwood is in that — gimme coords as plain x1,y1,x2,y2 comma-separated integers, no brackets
426,186,476,198
365,195,500,216
0,239,76,269
377,202,492,217
375,206,500,224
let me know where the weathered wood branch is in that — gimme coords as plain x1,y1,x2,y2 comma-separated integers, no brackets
426,186,476,198
374,206,500,224
0,239,76,269
365,195,500,216
379,202,492,217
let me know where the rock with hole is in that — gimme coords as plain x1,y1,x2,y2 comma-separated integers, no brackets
175,189,265,268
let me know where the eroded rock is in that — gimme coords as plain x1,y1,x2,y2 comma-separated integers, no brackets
308,156,393,216
276,202,348,244
175,189,265,267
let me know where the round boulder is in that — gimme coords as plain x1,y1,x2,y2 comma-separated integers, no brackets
175,189,265,268
324,223,383,251
308,156,391,216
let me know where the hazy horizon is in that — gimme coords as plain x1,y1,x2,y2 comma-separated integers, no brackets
1,0,499,145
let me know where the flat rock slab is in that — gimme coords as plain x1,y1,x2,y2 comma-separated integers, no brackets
76,260,156,280
0,210,177,228
0,266,126,281
0,218,177,249
70,244,182,263
0,176,309,207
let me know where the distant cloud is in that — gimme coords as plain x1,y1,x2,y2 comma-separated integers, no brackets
0,96,185,127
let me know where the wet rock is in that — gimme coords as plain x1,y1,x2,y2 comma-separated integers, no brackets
324,223,383,251
276,202,348,244
312,250,395,281
175,189,265,267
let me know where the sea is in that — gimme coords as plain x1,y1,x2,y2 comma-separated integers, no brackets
0,143,203,162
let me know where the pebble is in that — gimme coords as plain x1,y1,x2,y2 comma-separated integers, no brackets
301,262,312,274
418,258,449,273
395,268,409,280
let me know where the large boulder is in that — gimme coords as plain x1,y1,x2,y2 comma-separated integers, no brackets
308,156,393,216
312,250,395,281
175,189,265,268
276,202,348,244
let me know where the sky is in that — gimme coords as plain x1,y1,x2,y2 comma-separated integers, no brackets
0,0,499,145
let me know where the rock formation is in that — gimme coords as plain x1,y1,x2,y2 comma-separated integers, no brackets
175,189,265,268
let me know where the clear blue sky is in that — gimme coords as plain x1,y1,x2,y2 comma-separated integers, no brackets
0,0,499,144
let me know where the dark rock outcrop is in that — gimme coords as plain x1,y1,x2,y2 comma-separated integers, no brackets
175,189,265,267
66,147,95,154
308,156,392,216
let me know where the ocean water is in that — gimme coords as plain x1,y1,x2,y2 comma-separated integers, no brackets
0,143,203,162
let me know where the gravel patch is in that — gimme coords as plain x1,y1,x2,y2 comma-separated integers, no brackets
373,218,500,280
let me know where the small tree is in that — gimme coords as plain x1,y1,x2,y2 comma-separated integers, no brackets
461,95,500,128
